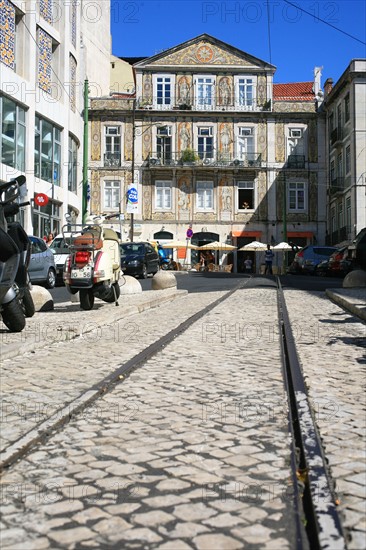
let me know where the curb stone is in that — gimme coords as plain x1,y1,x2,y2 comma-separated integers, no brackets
325,288,366,322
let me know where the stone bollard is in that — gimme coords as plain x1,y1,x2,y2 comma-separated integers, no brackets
120,275,142,295
30,285,54,311
343,269,366,288
152,270,177,290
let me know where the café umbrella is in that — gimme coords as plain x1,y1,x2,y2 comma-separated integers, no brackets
239,241,267,251
160,240,199,250
272,242,293,251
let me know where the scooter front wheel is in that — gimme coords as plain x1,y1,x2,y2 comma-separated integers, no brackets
22,288,35,318
79,289,94,310
1,298,26,332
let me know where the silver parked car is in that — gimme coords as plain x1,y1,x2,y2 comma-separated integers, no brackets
28,236,57,288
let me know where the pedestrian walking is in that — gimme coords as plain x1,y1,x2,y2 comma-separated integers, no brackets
264,244,274,274
244,256,252,273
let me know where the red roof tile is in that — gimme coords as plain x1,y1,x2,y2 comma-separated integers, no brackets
273,82,314,101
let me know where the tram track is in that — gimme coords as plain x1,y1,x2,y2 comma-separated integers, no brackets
276,277,346,550
1,277,347,549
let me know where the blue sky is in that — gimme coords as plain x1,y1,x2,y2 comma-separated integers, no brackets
110,0,366,84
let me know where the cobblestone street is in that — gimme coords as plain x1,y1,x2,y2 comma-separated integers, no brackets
0,283,365,549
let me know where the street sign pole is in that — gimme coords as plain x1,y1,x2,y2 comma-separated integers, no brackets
129,98,136,242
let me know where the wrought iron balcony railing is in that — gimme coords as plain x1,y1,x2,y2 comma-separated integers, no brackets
287,155,305,169
147,152,262,168
104,153,121,167
136,96,271,112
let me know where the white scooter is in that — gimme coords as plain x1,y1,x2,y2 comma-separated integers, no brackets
63,215,122,310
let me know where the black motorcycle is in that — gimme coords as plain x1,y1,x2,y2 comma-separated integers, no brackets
0,176,34,331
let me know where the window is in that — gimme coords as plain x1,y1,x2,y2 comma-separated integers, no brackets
287,128,304,157
34,116,61,185
103,180,120,210
196,77,215,109
337,104,342,129
237,127,254,162
345,145,351,174
329,113,334,132
346,197,351,233
196,181,213,210
33,199,60,237
288,182,306,211
104,126,121,166
155,76,172,107
236,77,255,108
344,94,350,122
155,181,172,210
337,152,343,177
338,201,343,229
197,127,213,159
330,159,335,182
1,95,26,170
156,126,171,162
237,181,254,210
68,135,78,193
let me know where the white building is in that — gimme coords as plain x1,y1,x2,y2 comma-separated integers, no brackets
0,0,111,236
322,60,366,245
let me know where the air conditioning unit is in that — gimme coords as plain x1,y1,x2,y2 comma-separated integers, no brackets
203,158,214,165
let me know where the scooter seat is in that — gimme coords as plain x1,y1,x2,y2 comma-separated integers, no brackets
73,232,103,250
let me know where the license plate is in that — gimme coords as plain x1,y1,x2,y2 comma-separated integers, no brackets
71,266,92,279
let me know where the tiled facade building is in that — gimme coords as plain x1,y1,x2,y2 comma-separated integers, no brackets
0,0,111,236
322,60,366,246
89,35,326,271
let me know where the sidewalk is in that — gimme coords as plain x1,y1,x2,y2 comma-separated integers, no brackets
0,288,187,361
325,287,366,322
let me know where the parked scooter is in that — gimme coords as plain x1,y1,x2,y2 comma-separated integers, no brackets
0,176,32,332
4,183,35,318
158,244,173,270
63,215,122,310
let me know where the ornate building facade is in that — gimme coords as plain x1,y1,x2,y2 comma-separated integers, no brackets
89,34,326,271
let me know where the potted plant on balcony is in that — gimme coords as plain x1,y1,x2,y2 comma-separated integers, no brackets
181,148,199,165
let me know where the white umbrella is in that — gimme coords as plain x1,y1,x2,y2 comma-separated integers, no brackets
161,240,199,250
239,241,267,251
198,241,237,251
272,242,293,251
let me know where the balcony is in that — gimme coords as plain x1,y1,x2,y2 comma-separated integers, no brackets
147,152,262,168
136,96,271,112
329,177,345,195
330,127,343,146
104,153,121,167
287,155,305,169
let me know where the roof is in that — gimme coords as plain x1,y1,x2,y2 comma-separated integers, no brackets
273,82,315,101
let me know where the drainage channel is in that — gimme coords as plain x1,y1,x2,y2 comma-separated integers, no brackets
276,277,346,550
1,278,250,472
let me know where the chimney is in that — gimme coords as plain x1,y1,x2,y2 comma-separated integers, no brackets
324,78,334,97
313,66,322,97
